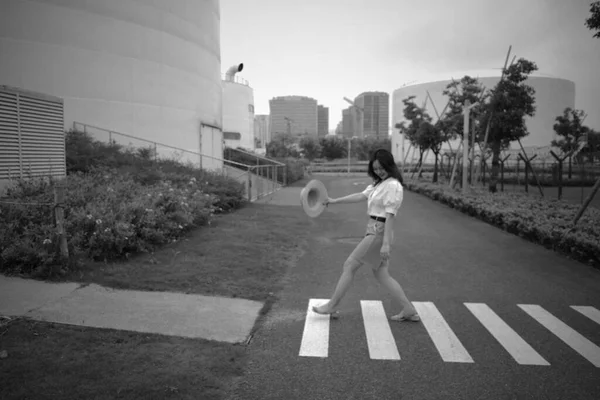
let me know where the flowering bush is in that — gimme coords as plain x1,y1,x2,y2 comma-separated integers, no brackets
403,179,600,268
0,165,246,275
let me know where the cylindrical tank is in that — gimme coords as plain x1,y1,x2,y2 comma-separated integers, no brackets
0,0,223,165
391,70,575,164
222,65,255,151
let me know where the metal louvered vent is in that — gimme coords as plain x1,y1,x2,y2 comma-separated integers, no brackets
0,86,65,181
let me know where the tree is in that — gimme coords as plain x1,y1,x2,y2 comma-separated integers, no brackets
551,107,590,178
581,129,600,163
266,133,297,158
319,136,347,161
415,121,446,182
585,1,600,38
353,136,392,161
299,136,322,161
440,76,488,143
399,96,433,172
479,58,538,192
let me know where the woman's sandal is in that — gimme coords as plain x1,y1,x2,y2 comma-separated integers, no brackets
390,311,421,322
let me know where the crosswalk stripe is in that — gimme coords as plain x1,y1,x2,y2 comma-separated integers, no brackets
464,303,549,366
360,301,401,360
519,304,600,368
571,306,600,325
298,299,332,358
413,301,474,363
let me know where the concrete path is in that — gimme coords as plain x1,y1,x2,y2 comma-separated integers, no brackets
0,275,263,344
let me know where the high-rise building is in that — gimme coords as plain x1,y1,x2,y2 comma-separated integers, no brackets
269,95,318,138
317,105,329,137
254,114,270,148
354,91,389,138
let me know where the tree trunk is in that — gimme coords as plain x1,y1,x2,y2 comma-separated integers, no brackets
433,151,439,183
568,155,572,179
418,150,425,178
488,141,502,193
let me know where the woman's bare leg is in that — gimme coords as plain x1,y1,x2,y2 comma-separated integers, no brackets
372,262,418,319
313,257,362,314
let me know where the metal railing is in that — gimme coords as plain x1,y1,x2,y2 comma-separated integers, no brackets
71,122,284,202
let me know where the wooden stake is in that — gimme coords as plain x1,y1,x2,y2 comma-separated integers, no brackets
572,176,600,226
517,139,544,197
54,182,69,260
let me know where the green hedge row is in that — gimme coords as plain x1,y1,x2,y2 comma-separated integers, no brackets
403,179,600,269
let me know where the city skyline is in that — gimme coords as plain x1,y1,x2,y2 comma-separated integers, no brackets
221,0,600,133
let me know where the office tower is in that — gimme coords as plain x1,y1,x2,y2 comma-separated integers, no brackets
317,105,329,137
269,96,318,138
355,91,390,138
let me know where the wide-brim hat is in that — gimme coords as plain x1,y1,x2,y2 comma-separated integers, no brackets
300,179,328,218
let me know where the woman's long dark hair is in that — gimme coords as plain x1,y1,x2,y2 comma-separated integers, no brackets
367,148,404,186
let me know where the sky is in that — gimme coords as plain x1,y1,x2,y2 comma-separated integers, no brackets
220,0,600,133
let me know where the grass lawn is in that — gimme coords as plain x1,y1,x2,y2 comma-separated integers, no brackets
1,197,315,400
0,318,245,400
59,201,313,302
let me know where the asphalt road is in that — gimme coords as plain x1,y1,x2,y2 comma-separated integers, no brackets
227,176,600,400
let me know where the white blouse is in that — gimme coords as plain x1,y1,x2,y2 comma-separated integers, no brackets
361,178,404,218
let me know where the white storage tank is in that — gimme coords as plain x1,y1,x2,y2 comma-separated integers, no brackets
0,0,224,170
222,63,255,151
391,69,576,164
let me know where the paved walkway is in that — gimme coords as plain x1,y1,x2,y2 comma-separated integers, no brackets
0,275,264,343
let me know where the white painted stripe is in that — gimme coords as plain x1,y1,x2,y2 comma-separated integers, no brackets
465,303,549,366
299,299,332,358
571,306,600,326
519,304,600,368
412,301,474,363
360,300,401,360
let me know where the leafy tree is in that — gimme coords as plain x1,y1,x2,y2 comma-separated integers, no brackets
399,96,432,171
353,136,392,161
479,58,538,192
551,107,590,178
299,136,322,161
415,121,446,182
585,1,600,38
581,129,600,163
266,133,297,158
319,136,347,161
440,76,488,143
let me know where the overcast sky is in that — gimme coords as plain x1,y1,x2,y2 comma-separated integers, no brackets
220,0,600,132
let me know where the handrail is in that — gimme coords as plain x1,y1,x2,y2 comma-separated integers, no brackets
227,147,286,166
72,121,250,169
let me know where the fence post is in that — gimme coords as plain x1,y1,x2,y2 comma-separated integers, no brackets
247,167,252,201
53,181,69,261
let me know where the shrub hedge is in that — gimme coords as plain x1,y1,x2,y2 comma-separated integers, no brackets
0,131,249,276
403,179,600,269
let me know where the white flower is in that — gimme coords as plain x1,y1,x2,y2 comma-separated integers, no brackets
87,214,93,220
43,239,52,245
96,219,102,224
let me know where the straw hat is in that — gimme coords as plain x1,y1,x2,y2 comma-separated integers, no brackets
300,179,328,218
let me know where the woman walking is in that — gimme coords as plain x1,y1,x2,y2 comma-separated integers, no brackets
312,149,420,322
